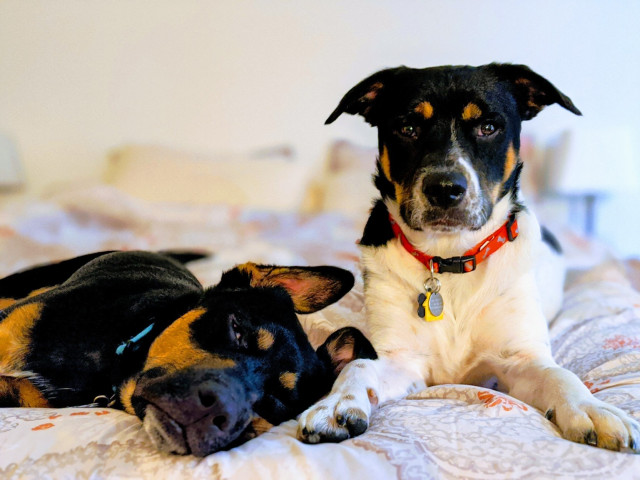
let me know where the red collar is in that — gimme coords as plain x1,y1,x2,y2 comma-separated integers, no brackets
389,212,519,274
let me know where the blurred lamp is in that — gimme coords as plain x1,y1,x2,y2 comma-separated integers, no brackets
545,127,639,235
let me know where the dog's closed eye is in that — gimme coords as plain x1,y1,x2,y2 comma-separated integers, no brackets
228,314,248,350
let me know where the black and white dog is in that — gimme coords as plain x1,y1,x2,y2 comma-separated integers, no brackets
297,63,640,453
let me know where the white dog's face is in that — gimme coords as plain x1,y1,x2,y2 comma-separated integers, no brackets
325,63,581,233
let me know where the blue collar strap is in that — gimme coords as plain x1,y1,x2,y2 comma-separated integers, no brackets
115,322,155,356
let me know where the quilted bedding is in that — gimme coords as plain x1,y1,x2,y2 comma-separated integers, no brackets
1,186,639,479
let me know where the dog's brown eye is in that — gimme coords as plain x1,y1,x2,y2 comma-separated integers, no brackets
479,123,496,136
400,125,417,138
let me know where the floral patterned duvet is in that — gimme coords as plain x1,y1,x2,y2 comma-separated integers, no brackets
1,186,639,479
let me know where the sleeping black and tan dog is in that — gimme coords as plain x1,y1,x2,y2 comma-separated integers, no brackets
0,251,375,456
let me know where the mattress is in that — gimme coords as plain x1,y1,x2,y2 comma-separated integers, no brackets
1,186,639,479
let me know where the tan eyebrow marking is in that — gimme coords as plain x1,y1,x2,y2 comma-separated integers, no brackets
257,328,275,350
462,102,482,120
415,101,434,119
279,372,298,390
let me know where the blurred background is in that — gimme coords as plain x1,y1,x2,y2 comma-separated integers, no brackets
1,0,639,256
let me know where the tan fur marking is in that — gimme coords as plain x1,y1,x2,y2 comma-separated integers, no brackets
394,183,404,205
364,82,384,101
118,377,137,415
145,308,236,372
28,287,54,298
257,328,275,351
343,394,355,401
462,102,482,120
251,416,274,435
279,371,298,390
491,183,502,204
415,101,434,119
367,388,379,406
0,302,42,371
0,376,49,407
503,142,517,183
237,262,261,283
0,298,16,309
380,146,392,182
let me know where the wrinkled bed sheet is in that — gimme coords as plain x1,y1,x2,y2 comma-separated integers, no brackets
1,186,639,479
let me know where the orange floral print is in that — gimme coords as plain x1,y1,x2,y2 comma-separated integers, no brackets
94,410,111,416
584,379,611,393
70,411,90,416
477,390,528,411
603,335,640,350
32,423,55,431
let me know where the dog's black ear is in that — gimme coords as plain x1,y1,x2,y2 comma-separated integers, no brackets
316,327,377,377
487,63,582,120
218,263,355,314
326,67,408,125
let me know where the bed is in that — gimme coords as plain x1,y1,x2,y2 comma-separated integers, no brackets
1,142,639,479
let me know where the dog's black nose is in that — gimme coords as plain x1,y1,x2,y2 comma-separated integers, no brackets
136,370,253,456
423,172,467,209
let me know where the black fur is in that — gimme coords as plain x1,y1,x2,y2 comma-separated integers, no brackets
541,226,563,254
0,251,374,456
360,200,394,248
327,63,581,235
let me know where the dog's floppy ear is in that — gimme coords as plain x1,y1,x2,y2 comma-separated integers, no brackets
316,327,377,377
325,67,407,125
487,63,582,120
219,263,355,314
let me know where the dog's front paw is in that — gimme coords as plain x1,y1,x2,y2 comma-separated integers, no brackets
297,389,372,444
549,399,640,453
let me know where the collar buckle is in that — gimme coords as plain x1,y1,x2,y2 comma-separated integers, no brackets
433,255,477,274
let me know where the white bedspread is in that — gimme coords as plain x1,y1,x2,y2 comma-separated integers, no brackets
1,186,639,479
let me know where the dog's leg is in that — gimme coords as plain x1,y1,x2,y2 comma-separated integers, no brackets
0,376,50,407
297,354,425,443
499,352,640,452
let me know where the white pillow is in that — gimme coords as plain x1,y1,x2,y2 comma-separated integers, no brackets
104,144,310,211
305,140,379,218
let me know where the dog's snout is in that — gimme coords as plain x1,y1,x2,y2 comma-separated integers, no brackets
137,370,253,456
422,172,467,209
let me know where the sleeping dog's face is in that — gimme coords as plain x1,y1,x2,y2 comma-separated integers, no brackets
326,64,581,232
122,263,374,457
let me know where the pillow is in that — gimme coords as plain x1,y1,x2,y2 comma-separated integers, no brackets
104,144,310,211
304,140,379,218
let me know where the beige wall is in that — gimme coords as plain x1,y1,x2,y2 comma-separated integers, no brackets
1,0,639,251
3,1,639,191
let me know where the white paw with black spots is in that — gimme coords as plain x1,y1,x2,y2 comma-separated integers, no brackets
297,389,371,443
549,398,640,453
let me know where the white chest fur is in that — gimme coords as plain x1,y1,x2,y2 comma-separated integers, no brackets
360,199,559,387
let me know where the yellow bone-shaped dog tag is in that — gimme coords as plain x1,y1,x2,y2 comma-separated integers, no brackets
417,291,444,321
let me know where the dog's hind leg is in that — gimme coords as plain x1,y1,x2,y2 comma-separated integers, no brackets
0,376,50,408
0,251,115,300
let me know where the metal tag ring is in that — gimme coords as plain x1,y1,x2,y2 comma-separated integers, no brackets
424,276,441,293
